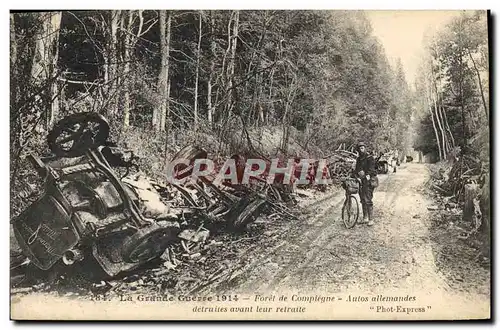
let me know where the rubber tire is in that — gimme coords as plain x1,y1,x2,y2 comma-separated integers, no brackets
48,112,110,158
171,145,207,163
232,199,266,229
121,222,180,264
170,145,208,180
342,195,359,229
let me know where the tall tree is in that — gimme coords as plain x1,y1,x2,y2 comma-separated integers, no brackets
193,11,203,132
206,11,216,126
157,10,172,132
30,11,63,129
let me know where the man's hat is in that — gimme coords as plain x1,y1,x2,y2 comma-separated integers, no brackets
357,141,366,148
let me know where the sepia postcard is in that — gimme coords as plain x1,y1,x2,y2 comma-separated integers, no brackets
9,9,491,321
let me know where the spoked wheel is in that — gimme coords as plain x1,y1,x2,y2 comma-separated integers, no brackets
171,145,208,163
342,195,359,229
48,112,110,157
232,198,267,229
170,145,208,181
121,222,180,264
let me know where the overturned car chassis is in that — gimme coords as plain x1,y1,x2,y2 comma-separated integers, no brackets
11,112,287,278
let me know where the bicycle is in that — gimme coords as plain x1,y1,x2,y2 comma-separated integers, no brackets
341,177,361,229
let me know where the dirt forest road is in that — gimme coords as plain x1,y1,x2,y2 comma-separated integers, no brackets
11,163,490,320
209,163,490,319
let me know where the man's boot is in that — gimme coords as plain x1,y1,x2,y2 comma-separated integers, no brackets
367,205,375,226
360,203,368,224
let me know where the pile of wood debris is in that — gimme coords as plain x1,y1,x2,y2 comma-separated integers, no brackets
428,154,489,241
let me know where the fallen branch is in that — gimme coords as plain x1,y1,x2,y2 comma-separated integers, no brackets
432,184,447,193
231,235,261,244
11,287,32,294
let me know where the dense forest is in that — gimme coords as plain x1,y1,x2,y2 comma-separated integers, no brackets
413,11,489,162
10,10,489,231
412,11,490,239
10,10,414,162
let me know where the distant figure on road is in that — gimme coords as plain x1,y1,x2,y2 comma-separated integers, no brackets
354,142,378,226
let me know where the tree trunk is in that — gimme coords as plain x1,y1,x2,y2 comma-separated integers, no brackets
157,10,172,132
467,48,488,120
10,13,20,183
479,172,490,238
432,88,448,158
268,68,275,125
207,74,213,125
214,12,233,128
217,11,239,142
463,183,480,228
439,102,455,150
257,71,265,126
429,60,448,158
164,76,171,156
460,76,467,148
193,11,202,133
30,11,62,129
243,14,267,127
106,10,121,117
428,76,445,159
438,103,451,154
48,12,62,128
281,76,297,154
10,14,17,76
433,84,454,152
10,14,17,106
426,79,442,160
433,38,455,150
458,27,467,149
226,11,239,119
99,10,120,117
249,21,268,127
207,12,215,126
258,103,264,125
122,11,134,128
152,10,162,129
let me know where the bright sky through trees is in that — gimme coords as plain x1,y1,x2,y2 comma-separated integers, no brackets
366,10,462,85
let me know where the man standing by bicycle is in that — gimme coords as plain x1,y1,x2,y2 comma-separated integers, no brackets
354,142,378,226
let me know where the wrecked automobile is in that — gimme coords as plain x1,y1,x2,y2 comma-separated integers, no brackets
11,112,217,277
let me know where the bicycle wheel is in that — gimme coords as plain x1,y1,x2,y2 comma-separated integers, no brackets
342,195,359,229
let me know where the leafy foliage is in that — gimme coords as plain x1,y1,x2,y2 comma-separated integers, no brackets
11,10,417,213
414,11,488,161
